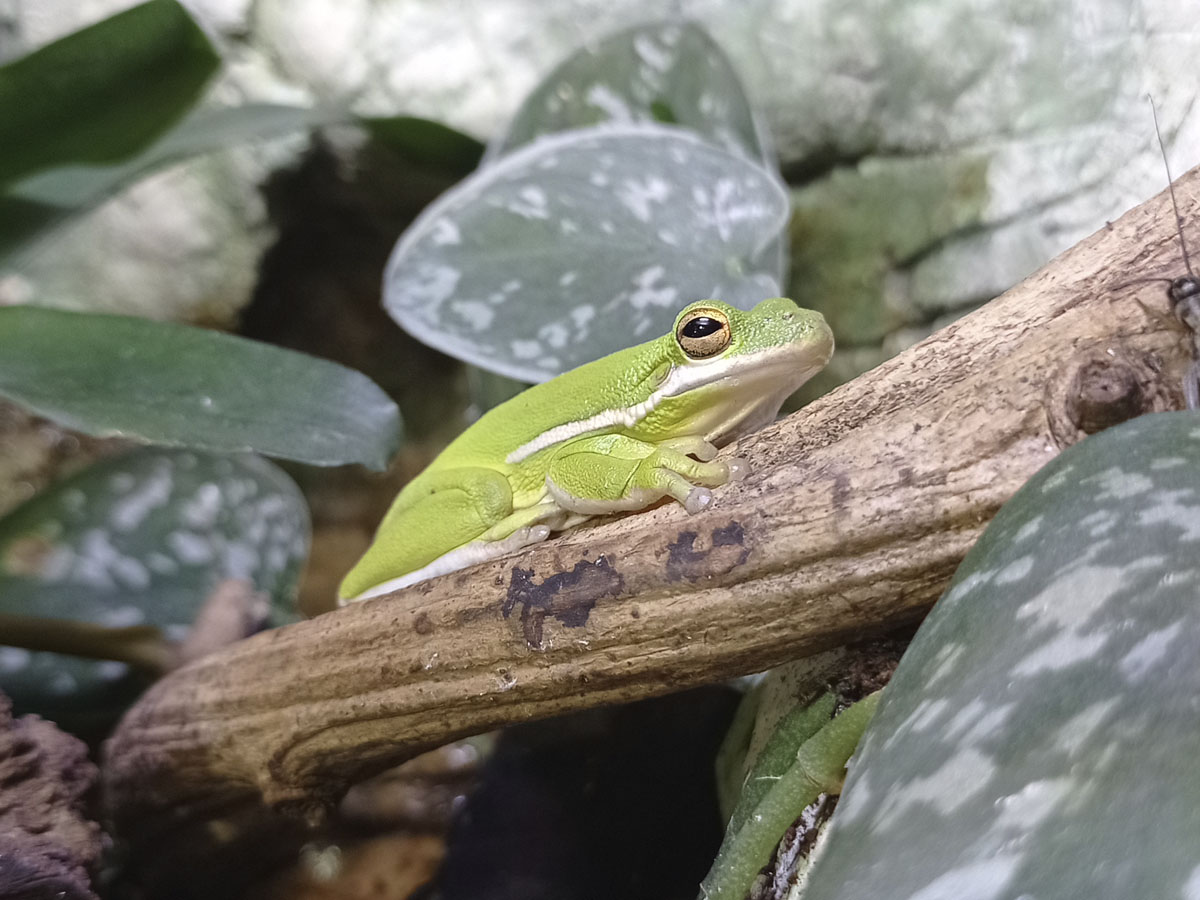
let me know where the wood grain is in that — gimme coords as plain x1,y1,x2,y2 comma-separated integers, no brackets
102,166,1200,836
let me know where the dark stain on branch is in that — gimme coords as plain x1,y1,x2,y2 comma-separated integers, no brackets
665,522,750,583
503,556,625,649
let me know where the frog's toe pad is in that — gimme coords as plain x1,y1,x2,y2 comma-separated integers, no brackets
524,524,552,544
684,486,714,515
725,457,749,482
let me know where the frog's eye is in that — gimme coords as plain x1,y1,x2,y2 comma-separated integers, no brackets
676,307,731,359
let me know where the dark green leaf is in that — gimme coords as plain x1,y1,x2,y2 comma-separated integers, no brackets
0,0,219,187
364,115,484,174
803,412,1200,900
384,126,788,381
0,306,401,469
0,195,60,257
483,21,788,324
0,447,308,729
485,21,772,167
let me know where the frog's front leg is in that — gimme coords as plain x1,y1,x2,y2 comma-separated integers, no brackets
545,433,747,516
338,466,563,603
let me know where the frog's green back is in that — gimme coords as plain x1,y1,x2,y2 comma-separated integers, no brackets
431,334,672,470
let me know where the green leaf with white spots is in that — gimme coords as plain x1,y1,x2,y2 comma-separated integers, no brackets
481,20,788,304
384,126,789,382
0,447,309,730
0,306,401,470
484,21,774,168
801,411,1200,900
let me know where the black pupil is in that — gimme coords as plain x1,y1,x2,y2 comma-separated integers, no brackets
682,316,723,339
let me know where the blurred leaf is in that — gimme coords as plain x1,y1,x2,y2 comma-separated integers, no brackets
485,20,773,167
481,20,789,303
0,195,60,257
384,126,788,381
7,104,349,210
1,105,486,263
365,115,484,173
1,104,350,262
0,306,401,469
0,447,308,729
699,693,879,900
802,412,1200,900
0,0,219,188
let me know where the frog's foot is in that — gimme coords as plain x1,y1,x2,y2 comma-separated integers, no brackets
653,464,745,514
657,435,721,461
546,434,748,517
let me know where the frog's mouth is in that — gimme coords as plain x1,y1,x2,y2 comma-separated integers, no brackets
661,338,833,401
665,352,832,447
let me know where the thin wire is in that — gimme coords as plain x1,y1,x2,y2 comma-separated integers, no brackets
1150,95,1195,277
1147,96,1200,409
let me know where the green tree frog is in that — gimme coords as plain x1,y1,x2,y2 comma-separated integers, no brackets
339,297,833,604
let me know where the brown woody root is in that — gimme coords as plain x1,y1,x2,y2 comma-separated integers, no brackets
103,166,1200,838
0,693,103,900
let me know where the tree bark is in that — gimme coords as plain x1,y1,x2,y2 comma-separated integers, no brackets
102,166,1199,835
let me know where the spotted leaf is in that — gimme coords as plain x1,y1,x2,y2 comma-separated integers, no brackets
802,412,1200,900
485,20,773,168
0,447,309,730
384,126,788,382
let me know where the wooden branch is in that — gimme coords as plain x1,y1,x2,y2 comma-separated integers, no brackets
103,166,1200,836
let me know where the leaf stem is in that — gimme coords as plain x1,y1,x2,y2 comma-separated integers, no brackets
0,613,173,673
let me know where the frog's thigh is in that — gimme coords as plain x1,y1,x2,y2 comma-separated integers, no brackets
385,466,515,540
339,467,514,600
546,434,734,516
477,499,574,542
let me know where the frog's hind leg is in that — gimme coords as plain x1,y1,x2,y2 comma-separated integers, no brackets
385,500,572,594
340,466,517,603
340,481,571,603
364,520,553,597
